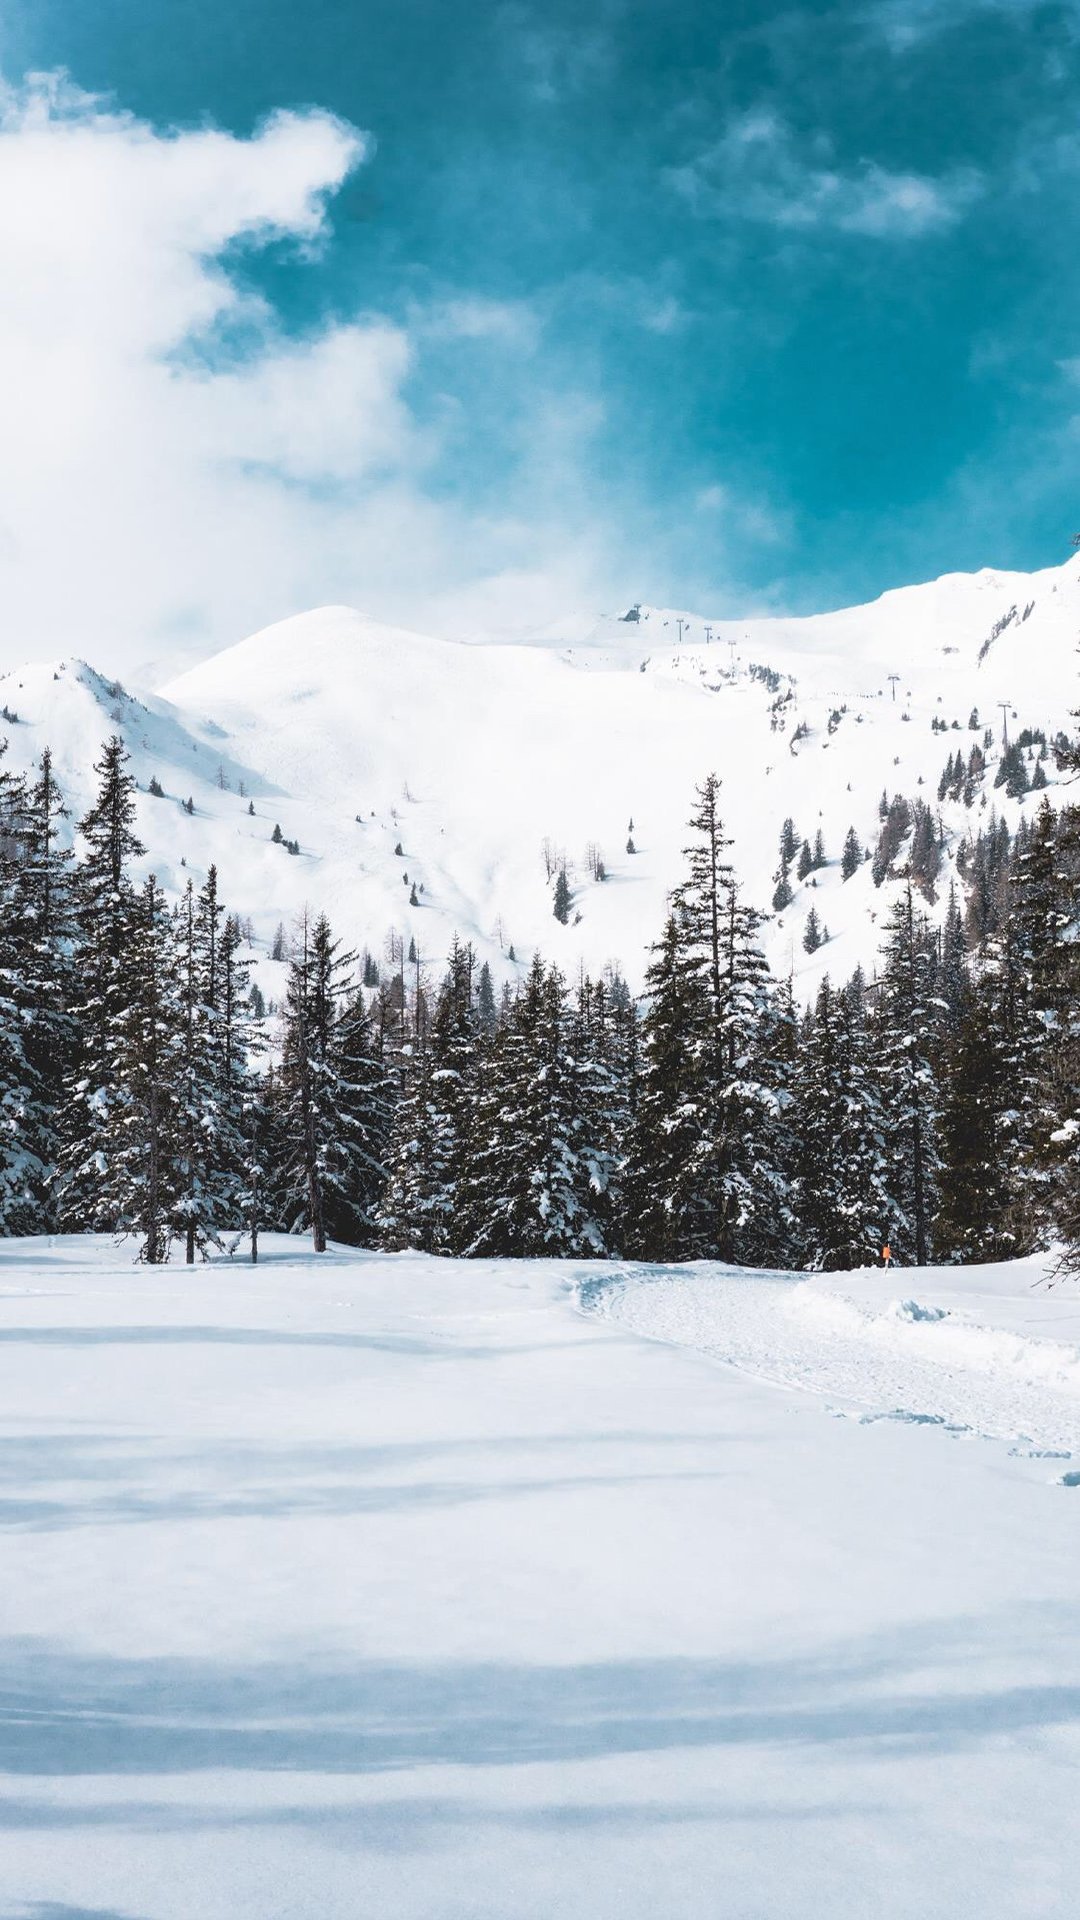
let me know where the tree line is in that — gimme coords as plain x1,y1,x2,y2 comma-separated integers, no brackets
1,736,1078,1271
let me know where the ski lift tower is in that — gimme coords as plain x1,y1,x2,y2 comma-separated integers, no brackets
727,635,737,680
887,673,901,703
999,700,1011,747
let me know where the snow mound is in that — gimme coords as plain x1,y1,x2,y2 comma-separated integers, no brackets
580,1257,1080,1453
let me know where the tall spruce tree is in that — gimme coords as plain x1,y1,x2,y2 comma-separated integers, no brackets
16,750,79,1227
1008,799,1080,1259
935,928,1032,1263
841,826,862,881
279,913,388,1250
97,874,184,1262
795,975,891,1270
173,870,254,1261
381,936,480,1253
59,736,146,1230
625,776,787,1263
560,971,634,1256
874,885,942,1265
464,956,599,1255
622,909,704,1260
0,744,47,1231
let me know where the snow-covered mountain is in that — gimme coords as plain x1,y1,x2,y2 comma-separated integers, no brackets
1,555,1077,1000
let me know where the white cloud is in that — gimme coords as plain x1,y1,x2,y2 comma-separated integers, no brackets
669,112,981,237
200,324,422,483
0,72,627,678
415,295,542,350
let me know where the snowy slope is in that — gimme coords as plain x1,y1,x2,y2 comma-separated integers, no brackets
2,1237,1080,1919
1,554,1078,996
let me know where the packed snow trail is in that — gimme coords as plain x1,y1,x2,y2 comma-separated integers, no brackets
579,1259,1080,1457
1,1238,1079,1920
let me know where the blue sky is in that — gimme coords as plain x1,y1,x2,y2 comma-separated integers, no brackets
0,0,1078,667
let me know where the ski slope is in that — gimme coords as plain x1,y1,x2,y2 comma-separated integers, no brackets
0,554,1076,998
1,1238,1079,1918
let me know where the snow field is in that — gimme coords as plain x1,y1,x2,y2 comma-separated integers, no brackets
1,1238,1079,1917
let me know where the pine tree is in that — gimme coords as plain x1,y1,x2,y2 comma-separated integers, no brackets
380,937,478,1253
6,750,78,1229
1008,799,1080,1256
772,865,793,912
96,874,184,1262
874,885,942,1266
464,956,594,1255
1041,804,1080,1270
908,800,940,902
476,960,497,1033
872,796,912,887
625,776,787,1263
0,746,47,1232
562,971,634,1256
935,930,1031,1263
994,741,1029,798
739,970,800,1268
241,1063,291,1259
622,910,704,1259
794,975,889,1269
279,914,388,1251
172,870,253,1261
59,737,146,1230
773,820,797,910
841,826,862,880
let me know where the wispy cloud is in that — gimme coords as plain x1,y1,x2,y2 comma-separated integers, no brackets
864,0,1066,52
415,295,542,350
668,111,981,238
695,482,789,547
496,5,613,105
640,295,686,336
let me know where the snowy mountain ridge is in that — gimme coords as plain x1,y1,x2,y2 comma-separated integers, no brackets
0,554,1077,1001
